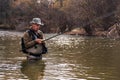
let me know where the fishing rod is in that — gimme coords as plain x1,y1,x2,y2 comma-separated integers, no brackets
43,32,64,41
43,28,69,41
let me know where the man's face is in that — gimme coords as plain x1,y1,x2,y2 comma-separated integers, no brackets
32,23,40,31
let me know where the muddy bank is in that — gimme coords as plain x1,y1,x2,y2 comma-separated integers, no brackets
66,27,107,37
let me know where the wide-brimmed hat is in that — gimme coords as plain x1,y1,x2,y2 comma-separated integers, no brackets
30,18,44,25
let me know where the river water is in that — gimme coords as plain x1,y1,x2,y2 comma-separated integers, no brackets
0,30,120,80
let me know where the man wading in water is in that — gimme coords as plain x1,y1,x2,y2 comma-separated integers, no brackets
22,18,47,60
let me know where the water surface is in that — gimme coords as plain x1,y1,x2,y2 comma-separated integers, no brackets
0,30,120,80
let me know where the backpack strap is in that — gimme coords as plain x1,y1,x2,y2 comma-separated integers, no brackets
27,29,43,40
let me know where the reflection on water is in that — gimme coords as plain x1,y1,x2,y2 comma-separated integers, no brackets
0,31,120,80
21,60,45,80
45,35,120,80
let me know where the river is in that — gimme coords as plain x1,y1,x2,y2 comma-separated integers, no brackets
0,30,120,80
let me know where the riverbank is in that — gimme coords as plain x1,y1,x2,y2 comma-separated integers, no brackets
0,22,120,39
0,29,110,40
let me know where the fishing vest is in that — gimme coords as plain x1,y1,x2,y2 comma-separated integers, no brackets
21,29,47,54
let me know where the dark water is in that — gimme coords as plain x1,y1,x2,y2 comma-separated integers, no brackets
0,31,120,80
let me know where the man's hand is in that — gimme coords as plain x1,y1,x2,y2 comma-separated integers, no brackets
35,39,43,44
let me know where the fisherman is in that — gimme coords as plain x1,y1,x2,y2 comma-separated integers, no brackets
22,18,47,60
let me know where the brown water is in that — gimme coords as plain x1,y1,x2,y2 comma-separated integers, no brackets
0,30,120,80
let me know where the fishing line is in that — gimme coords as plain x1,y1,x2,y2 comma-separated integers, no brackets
80,38,120,57
43,28,69,41
82,45,102,56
